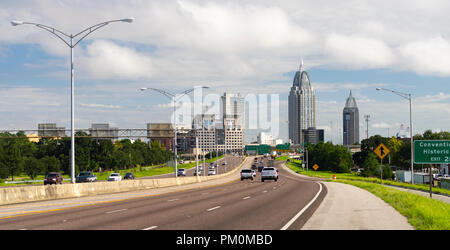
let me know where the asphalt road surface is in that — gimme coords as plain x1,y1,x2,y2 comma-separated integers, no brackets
0,158,325,230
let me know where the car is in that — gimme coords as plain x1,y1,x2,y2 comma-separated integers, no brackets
208,169,216,175
261,167,279,182
44,172,63,185
257,165,265,172
251,164,257,170
107,173,122,181
75,171,97,183
251,170,257,178
222,161,227,165
124,172,135,180
194,169,202,176
240,169,254,181
179,160,184,164
177,168,186,176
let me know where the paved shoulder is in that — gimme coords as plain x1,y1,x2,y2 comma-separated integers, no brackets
301,181,414,230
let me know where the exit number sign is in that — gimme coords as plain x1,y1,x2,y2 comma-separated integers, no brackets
414,140,450,164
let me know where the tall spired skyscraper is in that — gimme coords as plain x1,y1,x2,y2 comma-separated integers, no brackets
289,59,316,144
343,90,359,145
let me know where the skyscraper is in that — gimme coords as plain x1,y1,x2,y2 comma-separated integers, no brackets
343,90,359,145
288,59,316,145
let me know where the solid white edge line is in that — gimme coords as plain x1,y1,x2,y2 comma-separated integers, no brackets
280,182,323,230
143,226,158,230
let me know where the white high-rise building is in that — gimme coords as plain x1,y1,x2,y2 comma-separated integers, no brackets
288,59,316,145
220,92,245,152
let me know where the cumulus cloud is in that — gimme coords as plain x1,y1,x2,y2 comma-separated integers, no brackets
398,36,450,76
79,40,153,80
324,33,396,69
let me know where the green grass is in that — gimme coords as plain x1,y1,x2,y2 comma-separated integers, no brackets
335,179,450,230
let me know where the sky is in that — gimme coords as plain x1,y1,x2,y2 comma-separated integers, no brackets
0,0,449,144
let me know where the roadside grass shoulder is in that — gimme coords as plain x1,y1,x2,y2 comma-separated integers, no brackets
335,179,450,230
279,158,450,230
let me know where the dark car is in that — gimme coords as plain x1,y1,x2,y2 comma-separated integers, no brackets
76,171,97,183
257,165,265,172
251,164,257,170
44,172,63,185
124,172,135,180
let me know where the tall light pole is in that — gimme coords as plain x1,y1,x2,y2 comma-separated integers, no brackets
11,18,135,183
140,86,209,177
376,87,414,184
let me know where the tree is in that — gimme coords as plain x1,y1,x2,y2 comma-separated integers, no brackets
23,156,43,180
40,156,61,174
361,152,379,177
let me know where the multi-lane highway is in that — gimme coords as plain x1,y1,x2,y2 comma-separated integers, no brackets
0,157,326,230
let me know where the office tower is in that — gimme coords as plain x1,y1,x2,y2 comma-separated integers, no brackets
221,92,245,152
288,59,316,145
192,114,217,153
343,90,360,145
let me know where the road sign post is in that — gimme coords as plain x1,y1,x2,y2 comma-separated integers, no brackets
374,143,390,185
413,140,450,198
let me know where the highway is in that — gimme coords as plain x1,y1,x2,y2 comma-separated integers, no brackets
0,158,326,230
144,155,242,179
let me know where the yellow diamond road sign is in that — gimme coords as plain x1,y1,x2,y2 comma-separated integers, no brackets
374,143,390,160
312,164,319,171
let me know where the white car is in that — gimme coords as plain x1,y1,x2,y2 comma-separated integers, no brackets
108,173,122,181
208,169,216,176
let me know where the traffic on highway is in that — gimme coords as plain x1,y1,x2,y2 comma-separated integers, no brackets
0,156,325,231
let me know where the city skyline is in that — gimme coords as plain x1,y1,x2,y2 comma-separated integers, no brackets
0,1,449,144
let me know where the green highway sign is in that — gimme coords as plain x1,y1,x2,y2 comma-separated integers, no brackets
414,140,450,164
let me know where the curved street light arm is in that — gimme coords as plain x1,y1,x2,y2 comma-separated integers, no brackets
21,22,71,47
377,87,410,100
72,22,110,47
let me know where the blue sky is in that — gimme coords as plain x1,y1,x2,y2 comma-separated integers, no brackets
1,0,449,144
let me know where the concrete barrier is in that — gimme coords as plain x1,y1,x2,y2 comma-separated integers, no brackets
0,157,252,206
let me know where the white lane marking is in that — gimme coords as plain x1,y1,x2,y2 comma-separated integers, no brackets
281,182,323,230
262,190,267,193
242,196,251,200
168,198,179,202
206,206,221,212
106,208,127,214
143,226,158,230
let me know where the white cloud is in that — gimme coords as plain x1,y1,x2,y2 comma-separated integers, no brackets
324,33,396,69
398,36,450,76
79,40,153,80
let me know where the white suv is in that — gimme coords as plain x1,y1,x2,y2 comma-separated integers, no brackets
261,167,278,182
240,169,254,181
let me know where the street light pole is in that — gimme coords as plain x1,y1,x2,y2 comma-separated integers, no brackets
376,87,414,184
12,18,135,183
140,86,209,177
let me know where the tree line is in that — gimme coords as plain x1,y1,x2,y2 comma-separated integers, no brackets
305,129,450,179
0,131,173,181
